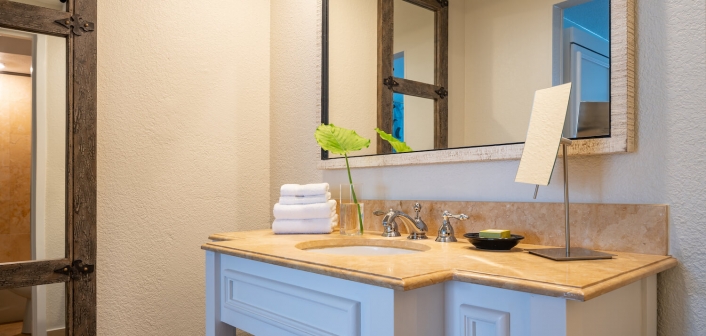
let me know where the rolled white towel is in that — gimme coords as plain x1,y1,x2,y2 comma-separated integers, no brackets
280,183,330,197
273,200,337,219
272,215,339,234
279,192,331,205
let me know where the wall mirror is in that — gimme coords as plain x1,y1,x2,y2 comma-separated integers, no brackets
320,0,634,168
0,0,97,334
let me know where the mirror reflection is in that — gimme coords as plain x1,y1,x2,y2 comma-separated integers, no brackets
0,28,66,264
393,0,435,85
0,283,65,335
327,0,611,157
9,0,66,11
393,94,435,151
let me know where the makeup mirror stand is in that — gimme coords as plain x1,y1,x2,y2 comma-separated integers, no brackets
528,138,615,261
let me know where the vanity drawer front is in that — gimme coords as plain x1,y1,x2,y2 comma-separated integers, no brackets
218,255,395,336
223,269,359,335
445,281,568,336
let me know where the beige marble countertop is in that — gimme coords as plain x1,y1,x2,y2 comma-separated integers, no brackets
202,230,677,301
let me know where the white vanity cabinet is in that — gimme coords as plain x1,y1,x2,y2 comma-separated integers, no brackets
207,251,657,336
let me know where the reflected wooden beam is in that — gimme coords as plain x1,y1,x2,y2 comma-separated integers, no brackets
393,77,439,99
434,5,449,149
377,0,394,154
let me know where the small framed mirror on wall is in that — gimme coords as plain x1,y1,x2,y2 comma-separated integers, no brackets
320,0,634,169
0,1,97,335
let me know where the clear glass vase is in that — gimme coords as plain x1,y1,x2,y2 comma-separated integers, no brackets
339,183,364,236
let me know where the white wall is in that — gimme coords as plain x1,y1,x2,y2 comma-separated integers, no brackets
272,0,705,335
44,34,66,331
97,1,271,334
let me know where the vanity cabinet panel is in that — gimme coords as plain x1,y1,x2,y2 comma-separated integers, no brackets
446,277,657,336
207,252,395,336
446,281,567,336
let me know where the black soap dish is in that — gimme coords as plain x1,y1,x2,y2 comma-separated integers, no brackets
463,233,525,251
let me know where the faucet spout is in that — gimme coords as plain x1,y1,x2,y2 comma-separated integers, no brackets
388,211,428,240
375,204,429,240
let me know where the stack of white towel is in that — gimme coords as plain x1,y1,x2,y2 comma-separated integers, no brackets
272,183,338,234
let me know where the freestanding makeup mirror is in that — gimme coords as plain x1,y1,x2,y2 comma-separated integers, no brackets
516,83,613,261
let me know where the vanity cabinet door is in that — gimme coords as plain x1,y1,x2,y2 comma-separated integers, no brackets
445,281,567,336
207,252,396,336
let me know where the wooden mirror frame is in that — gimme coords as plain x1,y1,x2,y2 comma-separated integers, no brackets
0,0,97,334
319,0,635,169
377,0,449,154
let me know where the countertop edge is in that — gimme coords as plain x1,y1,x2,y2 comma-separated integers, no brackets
202,243,410,290
579,257,678,301
201,243,678,300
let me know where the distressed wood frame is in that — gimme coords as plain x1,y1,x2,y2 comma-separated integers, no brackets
0,0,97,334
377,0,449,154
319,0,635,169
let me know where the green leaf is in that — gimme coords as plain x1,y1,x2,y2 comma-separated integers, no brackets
375,128,413,153
315,124,370,155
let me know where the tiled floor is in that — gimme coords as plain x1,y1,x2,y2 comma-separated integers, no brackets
0,322,24,336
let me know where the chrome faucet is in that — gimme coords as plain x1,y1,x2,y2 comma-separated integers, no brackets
435,211,468,242
373,203,429,240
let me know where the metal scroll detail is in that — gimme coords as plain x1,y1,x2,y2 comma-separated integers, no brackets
54,260,95,279
383,76,399,90
55,14,95,36
435,87,448,99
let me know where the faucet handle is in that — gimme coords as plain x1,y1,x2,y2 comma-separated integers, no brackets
413,203,423,219
442,211,468,222
436,211,468,243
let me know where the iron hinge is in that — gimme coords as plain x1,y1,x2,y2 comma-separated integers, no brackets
435,87,448,99
54,260,95,279
383,76,399,90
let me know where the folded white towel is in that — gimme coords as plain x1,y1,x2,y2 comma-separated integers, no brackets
273,200,337,219
280,183,330,197
279,192,331,205
272,215,339,234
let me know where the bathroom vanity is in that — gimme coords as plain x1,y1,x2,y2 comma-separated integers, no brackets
203,230,676,336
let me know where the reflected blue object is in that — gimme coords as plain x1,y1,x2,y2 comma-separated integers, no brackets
392,52,405,145
557,0,611,139
563,0,610,41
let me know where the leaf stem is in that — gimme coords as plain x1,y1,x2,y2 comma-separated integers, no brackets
344,153,364,234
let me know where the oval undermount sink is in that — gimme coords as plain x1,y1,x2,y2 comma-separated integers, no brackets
296,239,430,256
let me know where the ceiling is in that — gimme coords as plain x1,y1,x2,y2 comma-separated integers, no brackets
0,52,32,74
0,34,32,75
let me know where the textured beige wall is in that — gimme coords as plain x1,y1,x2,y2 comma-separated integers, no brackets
269,0,324,204
97,1,271,334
